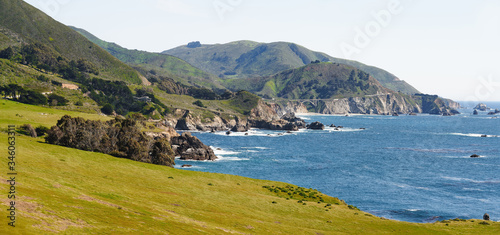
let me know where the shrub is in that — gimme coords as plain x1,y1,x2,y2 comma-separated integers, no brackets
45,115,175,167
18,90,47,105
193,100,205,108
20,124,37,137
36,75,49,82
48,94,69,106
101,103,114,115
35,125,49,136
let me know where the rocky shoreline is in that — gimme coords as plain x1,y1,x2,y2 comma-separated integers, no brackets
153,96,461,162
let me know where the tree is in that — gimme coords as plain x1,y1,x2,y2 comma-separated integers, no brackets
0,47,14,60
18,90,48,105
193,100,205,108
187,41,202,48
48,94,69,106
101,103,114,115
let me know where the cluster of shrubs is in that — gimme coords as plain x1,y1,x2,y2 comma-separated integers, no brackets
19,124,49,138
45,115,175,166
0,44,98,77
0,84,68,106
262,185,342,205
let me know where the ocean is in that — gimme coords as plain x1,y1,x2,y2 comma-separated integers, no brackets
176,102,500,223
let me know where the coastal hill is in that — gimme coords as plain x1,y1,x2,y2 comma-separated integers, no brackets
225,62,460,115
163,41,420,94
0,0,141,84
70,26,224,90
0,100,498,234
225,62,389,99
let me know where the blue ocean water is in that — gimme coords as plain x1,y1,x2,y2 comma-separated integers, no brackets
176,102,500,223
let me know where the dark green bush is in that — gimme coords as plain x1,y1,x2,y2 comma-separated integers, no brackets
193,100,205,108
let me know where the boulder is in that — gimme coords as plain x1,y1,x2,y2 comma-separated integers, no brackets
175,119,194,130
330,124,336,127
231,124,249,132
450,109,460,115
181,164,192,168
487,109,500,115
170,132,217,161
470,154,480,158
473,110,479,115
392,113,399,116
307,121,325,130
283,123,299,131
483,213,490,221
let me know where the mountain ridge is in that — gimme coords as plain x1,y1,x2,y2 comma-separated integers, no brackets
163,40,420,94
70,26,224,89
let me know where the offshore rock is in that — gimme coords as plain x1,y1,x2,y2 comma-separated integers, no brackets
474,103,490,111
171,132,217,161
231,124,249,132
487,109,500,115
307,121,325,130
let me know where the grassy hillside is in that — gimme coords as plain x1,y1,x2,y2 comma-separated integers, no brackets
0,0,141,84
70,27,224,89
163,41,420,94
225,62,389,99
0,103,498,234
0,100,110,130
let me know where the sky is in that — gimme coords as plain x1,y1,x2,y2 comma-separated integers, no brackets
23,0,500,102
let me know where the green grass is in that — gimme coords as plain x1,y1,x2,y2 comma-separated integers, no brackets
0,100,110,130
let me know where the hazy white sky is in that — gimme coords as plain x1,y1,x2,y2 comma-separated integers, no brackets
24,0,500,101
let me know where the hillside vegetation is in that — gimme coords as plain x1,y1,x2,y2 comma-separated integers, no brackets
0,103,499,234
70,27,223,89
164,41,420,94
225,62,389,99
0,0,141,84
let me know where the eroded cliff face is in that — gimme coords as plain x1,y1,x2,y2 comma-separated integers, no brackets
318,94,421,115
163,100,286,132
274,93,459,115
250,100,281,121
271,102,309,115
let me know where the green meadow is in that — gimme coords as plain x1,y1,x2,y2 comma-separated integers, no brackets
0,101,499,234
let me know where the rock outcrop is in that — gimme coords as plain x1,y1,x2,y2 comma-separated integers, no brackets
487,109,500,115
474,103,490,111
473,109,479,115
171,132,217,161
307,121,325,130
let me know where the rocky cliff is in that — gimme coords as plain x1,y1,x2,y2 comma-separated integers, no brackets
274,93,459,115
